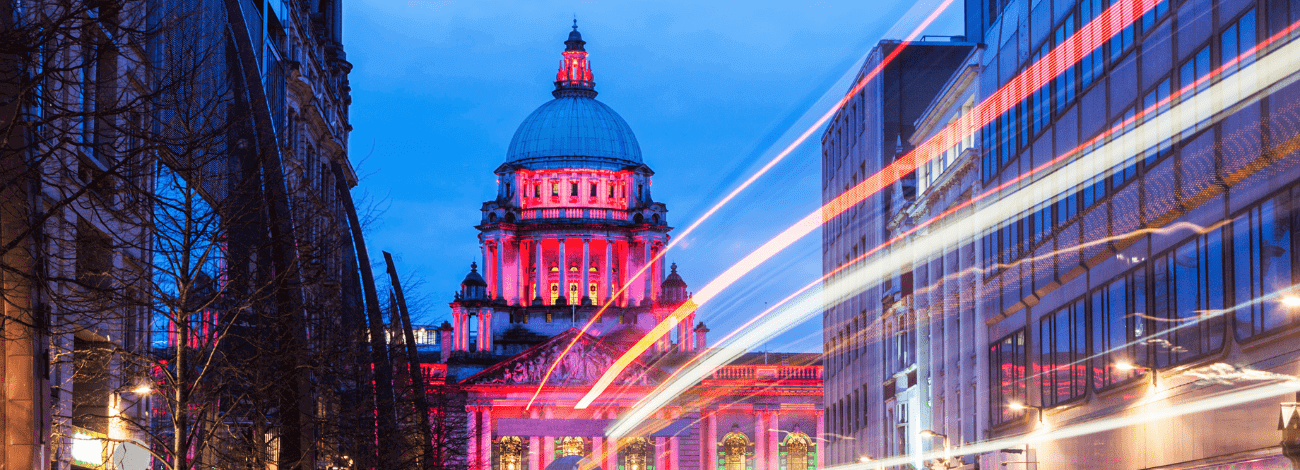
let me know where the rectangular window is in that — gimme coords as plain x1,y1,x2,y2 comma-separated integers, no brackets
1091,272,1147,389
1079,0,1105,90
590,182,598,198
1221,9,1258,106
1151,228,1227,367
551,182,560,197
1054,17,1078,114
1140,0,1169,35
1142,78,1173,166
1040,299,1086,406
570,182,579,197
1232,190,1298,339
990,330,1026,424
608,184,615,198
1179,45,1212,125
76,218,113,292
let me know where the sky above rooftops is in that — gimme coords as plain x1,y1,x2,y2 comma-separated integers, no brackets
343,0,964,353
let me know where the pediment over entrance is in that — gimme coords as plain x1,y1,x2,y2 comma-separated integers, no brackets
463,328,653,386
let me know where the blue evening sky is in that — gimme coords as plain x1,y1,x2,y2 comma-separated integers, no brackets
342,0,963,353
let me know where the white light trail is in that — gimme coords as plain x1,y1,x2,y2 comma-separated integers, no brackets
605,26,1300,437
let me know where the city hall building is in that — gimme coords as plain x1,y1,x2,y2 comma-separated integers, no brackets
435,25,824,470
821,0,1300,467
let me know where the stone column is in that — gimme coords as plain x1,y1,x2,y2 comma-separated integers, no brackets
603,240,613,305
468,406,479,470
768,411,779,470
642,239,653,304
655,428,667,470
535,239,545,305
605,409,619,470
815,409,824,470
669,408,680,470
529,408,541,470
623,240,635,307
481,311,493,352
558,237,568,304
451,311,462,351
543,407,556,465
650,244,661,303
581,238,591,304
706,410,717,470
754,412,766,470
593,428,604,469
495,240,505,301
482,406,494,470
516,239,527,305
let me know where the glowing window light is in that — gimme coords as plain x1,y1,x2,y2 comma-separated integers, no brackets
72,431,105,466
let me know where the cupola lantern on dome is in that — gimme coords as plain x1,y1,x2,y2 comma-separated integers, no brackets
503,22,643,171
555,21,595,98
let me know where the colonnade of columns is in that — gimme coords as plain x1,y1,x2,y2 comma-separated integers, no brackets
701,408,821,470
450,307,493,352
465,406,821,470
480,234,667,308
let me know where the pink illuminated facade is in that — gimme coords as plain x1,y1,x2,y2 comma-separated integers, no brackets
437,24,823,470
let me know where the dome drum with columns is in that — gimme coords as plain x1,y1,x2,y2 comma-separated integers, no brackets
435,25,822,470
447,22,689,362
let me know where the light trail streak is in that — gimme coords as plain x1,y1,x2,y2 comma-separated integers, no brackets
604,21,1300,435
563,0,961,411
579,0,1164,410
827,378,1300,469
523,0,955,410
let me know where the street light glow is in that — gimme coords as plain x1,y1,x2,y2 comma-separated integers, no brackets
1114,361,1138,371
1281,295,1300,307
132,385,152,395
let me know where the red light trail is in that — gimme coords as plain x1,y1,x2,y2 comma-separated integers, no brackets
574,0,1164,410
606,18,1300,431
523,0,961,410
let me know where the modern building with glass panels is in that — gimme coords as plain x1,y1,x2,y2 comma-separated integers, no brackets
822,0,1300,466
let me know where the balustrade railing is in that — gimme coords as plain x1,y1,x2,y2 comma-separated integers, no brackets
706,365,822,381
517,208,633,222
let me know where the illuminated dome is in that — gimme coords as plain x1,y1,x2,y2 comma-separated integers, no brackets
504,24,643,170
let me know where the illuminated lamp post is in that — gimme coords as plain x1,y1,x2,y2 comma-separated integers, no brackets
858,456,883,470
1007,401,1044,423
1114,360,1156,387
918,430,951,468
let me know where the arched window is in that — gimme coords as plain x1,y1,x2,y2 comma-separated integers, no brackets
619,437,653,470
720,426,752,470
499,436,524,470
558,437,586,457
780,429,813,470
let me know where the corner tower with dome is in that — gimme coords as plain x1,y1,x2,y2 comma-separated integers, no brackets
446,23,702,362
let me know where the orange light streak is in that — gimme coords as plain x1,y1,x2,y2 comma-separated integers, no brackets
571,0,970,411
525,0,961,411
575,0,1165,410
606,18,1300,426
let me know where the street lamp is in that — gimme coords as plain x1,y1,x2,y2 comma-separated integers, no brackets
858,456,883,470
919,430,951,468
1007,401,1044,423
1114,360,1157,386
1281,295,1300,308
131,385,152,395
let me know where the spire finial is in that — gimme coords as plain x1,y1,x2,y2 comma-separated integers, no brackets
470,261,478,273
670,262,678,274
573,16,578,30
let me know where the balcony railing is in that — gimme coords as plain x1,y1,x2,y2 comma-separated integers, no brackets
519,208,632,222
706,365,823,382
